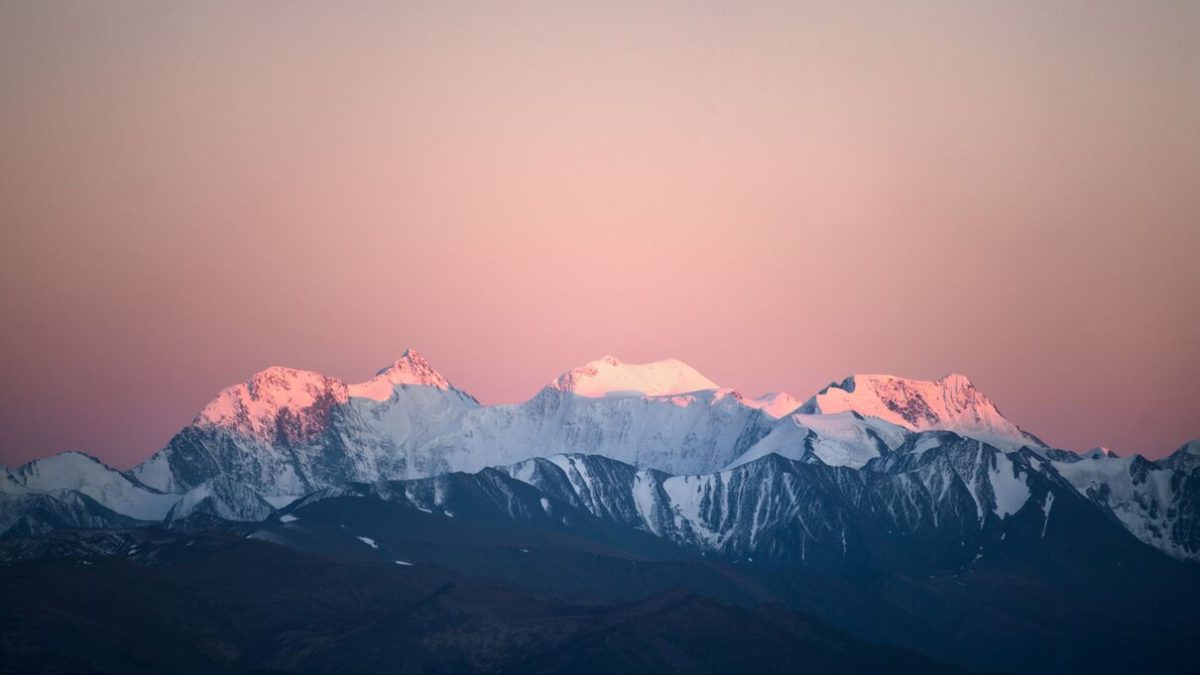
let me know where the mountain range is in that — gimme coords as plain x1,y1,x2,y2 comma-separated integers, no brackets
3,351,1199,672
4,350,1197,560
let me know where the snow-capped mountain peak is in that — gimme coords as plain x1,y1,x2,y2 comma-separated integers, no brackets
194,350,473,433
798,373,1044,450
348,349,467,401
9,451,120,492
549,356,720,398
1159,439,1200,473
4,451,177,520
195,366,348,434
1081,446,1119,460
724,411,909,470
744,391,804,418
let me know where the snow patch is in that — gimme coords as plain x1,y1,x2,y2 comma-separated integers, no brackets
989,458,1031,518
1041,493,1054,538
265,495,303,509
661,474,721,547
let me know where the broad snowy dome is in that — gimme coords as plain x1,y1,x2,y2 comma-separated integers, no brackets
550,356,719,398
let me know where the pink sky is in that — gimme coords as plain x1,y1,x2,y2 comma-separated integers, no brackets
1,2,1198,468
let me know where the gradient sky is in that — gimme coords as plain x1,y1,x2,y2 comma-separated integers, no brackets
1,1,1198,469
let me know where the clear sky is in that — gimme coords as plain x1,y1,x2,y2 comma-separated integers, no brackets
1,1,1197,468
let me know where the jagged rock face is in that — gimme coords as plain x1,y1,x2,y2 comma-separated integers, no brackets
1051,452,1200,560
484,437,1066,568
798,374,1045,451
132,350,482,495
133,372,482,496
166,477,275,523
1169,470,1200,558
0,491,141,539
192,367,349,442
1159,440,1200,474
314,436,1098,570
504,455,667,531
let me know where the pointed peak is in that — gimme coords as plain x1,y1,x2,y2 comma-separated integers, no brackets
372,349,448,386
1158,439,1200,473
1082,446,1119,460
550,356,719,399
386,347,430,369
348,348,465,401
1174,439,1200,455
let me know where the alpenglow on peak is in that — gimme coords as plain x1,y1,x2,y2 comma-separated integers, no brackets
549,356,719,398
797,372,1045,450
348,349,461,400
